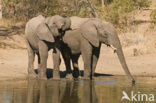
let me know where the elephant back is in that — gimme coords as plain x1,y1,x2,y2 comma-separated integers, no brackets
70,16,89,30
25,15,45,36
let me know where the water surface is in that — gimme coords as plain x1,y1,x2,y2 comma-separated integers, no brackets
0,76,156,103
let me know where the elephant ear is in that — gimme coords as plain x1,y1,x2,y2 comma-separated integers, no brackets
80,23,99,47
36,22,55,43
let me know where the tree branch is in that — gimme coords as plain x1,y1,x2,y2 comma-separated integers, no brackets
87,0,98,18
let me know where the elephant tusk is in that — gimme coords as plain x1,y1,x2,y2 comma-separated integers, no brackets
110,45,117,53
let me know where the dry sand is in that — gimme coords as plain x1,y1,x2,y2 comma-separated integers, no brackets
0,45,156,81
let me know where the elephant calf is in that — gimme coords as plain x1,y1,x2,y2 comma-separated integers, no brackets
61,18,135,83
25,15,71,80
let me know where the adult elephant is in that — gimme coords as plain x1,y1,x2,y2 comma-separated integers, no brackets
25,15,71,80
61,18,135,83
70,16,89,29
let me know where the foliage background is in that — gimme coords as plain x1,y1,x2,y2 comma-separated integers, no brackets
2,0,151,27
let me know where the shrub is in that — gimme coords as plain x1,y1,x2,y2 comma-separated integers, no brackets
136,0,150,8
150,9,156,24
1,0,151,28
97,0,150,27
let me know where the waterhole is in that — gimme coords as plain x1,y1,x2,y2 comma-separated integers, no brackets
0,76,156,103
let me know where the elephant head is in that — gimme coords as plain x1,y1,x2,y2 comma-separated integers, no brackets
36,15,71,43
80,18,135,83
61,16,71,31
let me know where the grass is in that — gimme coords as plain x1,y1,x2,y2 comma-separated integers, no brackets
150,9,156,24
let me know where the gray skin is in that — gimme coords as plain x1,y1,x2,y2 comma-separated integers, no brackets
61,18,135,83
70,16,89,29
25,15,71,80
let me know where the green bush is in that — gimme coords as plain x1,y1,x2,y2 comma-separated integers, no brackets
136,0,150,8
150,9,156,24
2,0,151,27
97,0,150,27
102,0,137,25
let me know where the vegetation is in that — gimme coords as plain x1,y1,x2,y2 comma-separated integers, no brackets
97,0,150,27
150,9,156,24
2,0,151,27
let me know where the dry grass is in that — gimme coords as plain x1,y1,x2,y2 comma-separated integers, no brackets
0,18,15,27
120,23,156,56
0,18,26,49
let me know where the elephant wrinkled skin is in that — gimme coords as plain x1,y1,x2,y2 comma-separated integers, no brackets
25,15,71,80
61,18,135,83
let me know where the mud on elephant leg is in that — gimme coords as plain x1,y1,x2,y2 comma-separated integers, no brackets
71,54,80,79
26,40,37,78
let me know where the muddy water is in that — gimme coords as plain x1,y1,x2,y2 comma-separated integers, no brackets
0,76,156,103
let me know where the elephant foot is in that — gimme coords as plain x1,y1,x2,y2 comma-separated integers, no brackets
73,76,82,81
49,77,60,81
38,76,47,80
72,69,80,78
83,78,90,81
66,74,73,80
38,73,47,80
28,72,37,79
53,76,60,80
53,70,60,80
82,75,90,80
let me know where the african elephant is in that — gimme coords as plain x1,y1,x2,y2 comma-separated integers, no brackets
70,16,89,29
25,15,71,80
61,18,135,83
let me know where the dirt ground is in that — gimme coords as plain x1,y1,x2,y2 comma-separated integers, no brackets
0,45,156,81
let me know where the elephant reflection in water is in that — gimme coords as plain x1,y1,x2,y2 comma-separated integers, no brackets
61,80,98,103
82,81,98,103
26,80,98,103
26,79,46,103
58,80,98,103
26,79,47,103
61,81,80,103
26,79,36,103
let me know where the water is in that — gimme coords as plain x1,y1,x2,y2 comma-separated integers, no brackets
0,76,156,103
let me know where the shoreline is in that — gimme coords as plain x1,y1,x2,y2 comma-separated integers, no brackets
0,48,156,81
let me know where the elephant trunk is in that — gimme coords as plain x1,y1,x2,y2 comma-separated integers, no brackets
116,46,135,83
105,29,135,83
62,17,71,31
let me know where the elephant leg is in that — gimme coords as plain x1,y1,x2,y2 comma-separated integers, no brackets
81,40,92,80
71,54,80,78
37,53,41,75
91,46,101,79
52,47,61,79
26,40,36,78
61,48,72,79
39,41,48,80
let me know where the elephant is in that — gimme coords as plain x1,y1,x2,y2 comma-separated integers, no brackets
70,16,89,29
25,15,71,80
60,18,135,83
